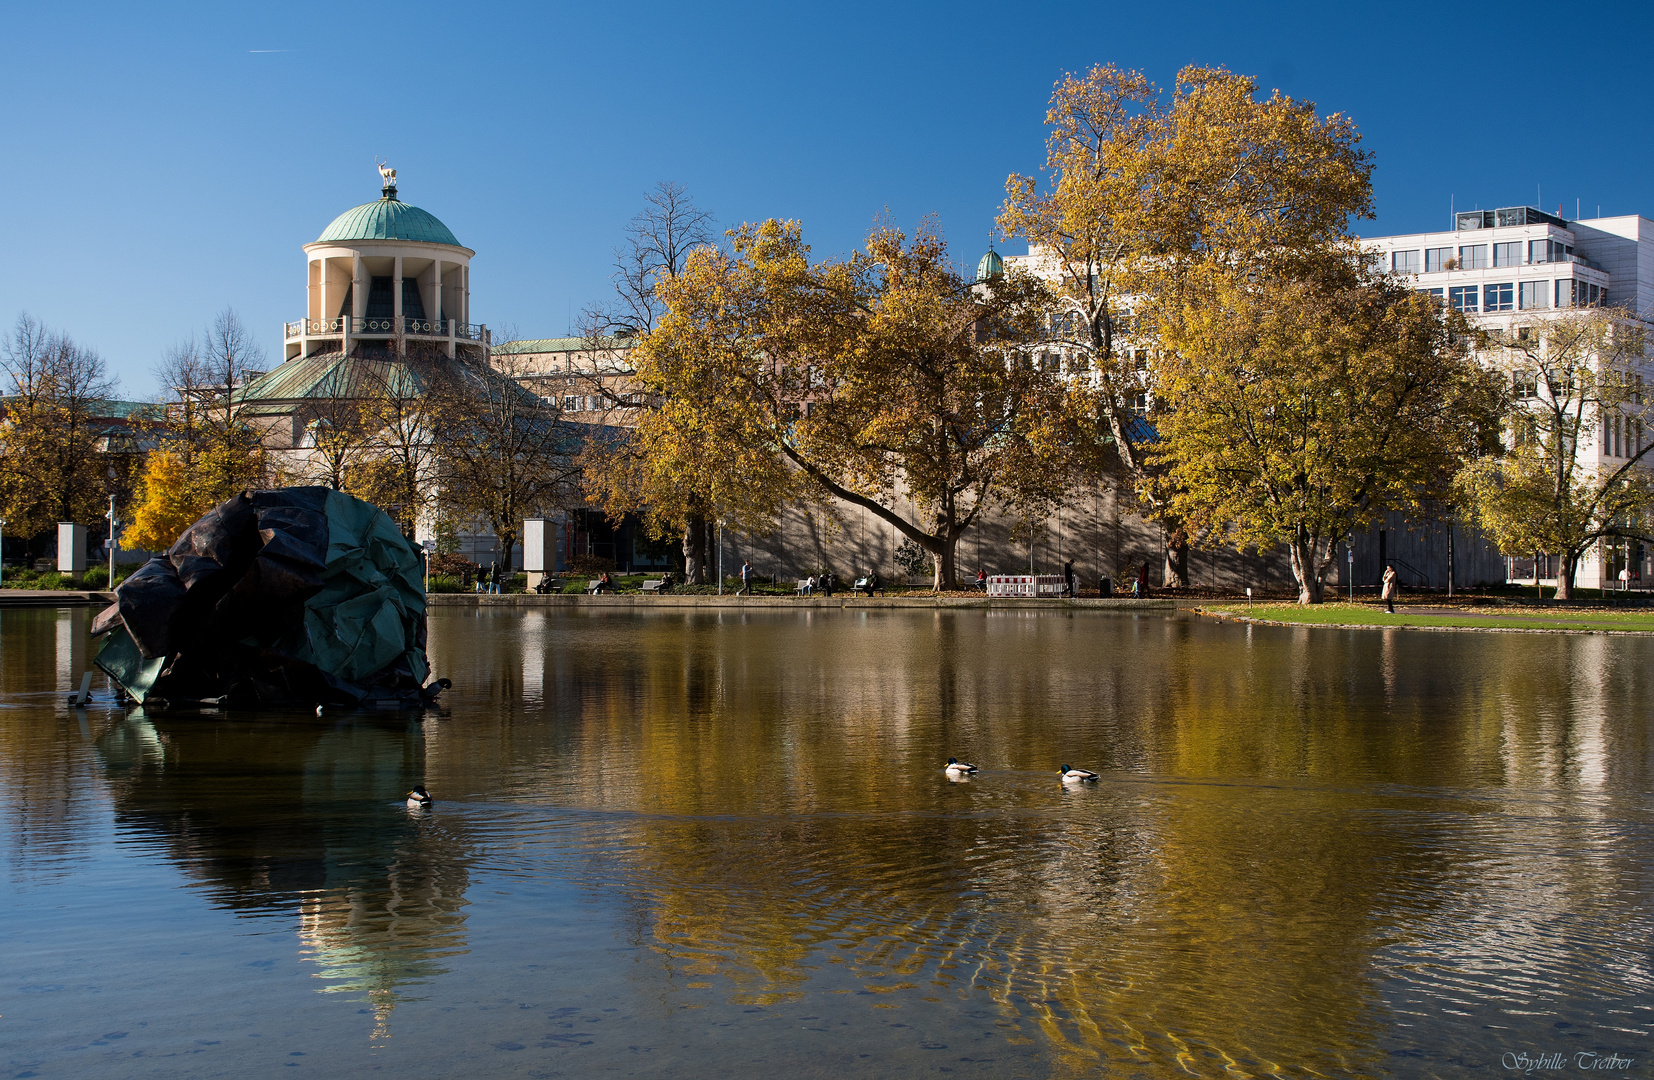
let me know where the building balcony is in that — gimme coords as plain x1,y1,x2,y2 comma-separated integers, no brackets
284,317,488,343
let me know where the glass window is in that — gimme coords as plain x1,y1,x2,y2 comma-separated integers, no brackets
1493,242,1523,267
1392,250,1421,274
1426,247,1454,272
1556,279,1574,307
1520,281,1550,310
1458,244,1489,269
1529,239,1550,264
1512,371,1539,399
1449,286,1479,312
1426,288,1445,300
1484,283,1514,312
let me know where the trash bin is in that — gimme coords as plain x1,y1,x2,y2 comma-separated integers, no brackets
1098,576,1112,598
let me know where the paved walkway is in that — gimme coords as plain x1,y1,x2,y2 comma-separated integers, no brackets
0,590,113,607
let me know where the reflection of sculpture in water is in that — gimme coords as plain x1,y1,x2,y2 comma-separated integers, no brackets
96,715,470,1038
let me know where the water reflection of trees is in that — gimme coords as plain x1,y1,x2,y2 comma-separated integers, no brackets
95,715,469,1037
423,608,1654,1076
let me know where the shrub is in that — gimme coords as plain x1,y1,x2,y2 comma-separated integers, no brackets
894,539,930,579
83,567,109,588
430,552,475,577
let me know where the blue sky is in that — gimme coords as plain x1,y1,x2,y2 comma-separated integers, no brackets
4,0,1652,395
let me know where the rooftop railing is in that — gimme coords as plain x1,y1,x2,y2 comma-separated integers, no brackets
284,317,488,342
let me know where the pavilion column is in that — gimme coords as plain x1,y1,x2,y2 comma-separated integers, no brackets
317,259,329,332
428,260,441,334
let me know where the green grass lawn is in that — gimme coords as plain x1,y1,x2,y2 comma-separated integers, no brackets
1196,601,1654,633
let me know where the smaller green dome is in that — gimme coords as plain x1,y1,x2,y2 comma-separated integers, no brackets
976,249,1004,282
317,195,462,247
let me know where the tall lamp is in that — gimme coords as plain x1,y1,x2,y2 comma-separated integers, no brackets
105,494,117,588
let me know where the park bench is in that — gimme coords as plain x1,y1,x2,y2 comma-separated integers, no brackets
794,578,814,596
853,577,881,596
641,579,667,593
586,580,614,595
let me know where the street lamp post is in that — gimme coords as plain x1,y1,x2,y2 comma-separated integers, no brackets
106,494,117,588
1346,533,1354,603
0,518,6,589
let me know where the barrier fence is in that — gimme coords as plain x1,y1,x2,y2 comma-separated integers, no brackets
986,575,1067,598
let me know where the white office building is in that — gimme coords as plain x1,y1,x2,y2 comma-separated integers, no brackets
1363,206,1654,589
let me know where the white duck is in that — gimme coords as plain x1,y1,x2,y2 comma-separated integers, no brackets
1059,765,1099,783
945,757,979,776
406,786,432,809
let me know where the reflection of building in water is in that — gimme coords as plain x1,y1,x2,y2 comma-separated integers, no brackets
0,609,111,875
95,715,471,1037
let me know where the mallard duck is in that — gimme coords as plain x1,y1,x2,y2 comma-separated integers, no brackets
1059,765,1099,783
406,786,432,809
945,757,979,775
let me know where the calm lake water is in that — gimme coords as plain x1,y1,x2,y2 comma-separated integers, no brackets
3,605,1652,1078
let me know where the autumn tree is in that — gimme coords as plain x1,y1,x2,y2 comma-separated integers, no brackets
638,218,1082,590
579,181,724,582
433,348,581,573
1455,306,1653,599
0,313,119,540
349,340,450,540
1153,251,1501,604
998,64,1374,587
126,309,270,550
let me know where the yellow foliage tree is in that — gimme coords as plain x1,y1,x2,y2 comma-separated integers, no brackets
1152,250,1501,604
123,450,201,551
998,64,1374,586
634,218,1082,589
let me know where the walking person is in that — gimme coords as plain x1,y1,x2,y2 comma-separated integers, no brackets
489,560,501,595
1063,559,1075,599
1136,561,1150,599
1381,563,1398,613
739,560,753,596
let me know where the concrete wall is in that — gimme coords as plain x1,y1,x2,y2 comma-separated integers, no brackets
1340,509,1509,590
715,486,1298,592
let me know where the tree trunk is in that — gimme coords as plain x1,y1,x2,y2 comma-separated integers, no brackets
1289,527,1326,605
930,536,959,592
682,516,708,584
1556,550,1576,600
497,537,517,588
1163,537,1190,590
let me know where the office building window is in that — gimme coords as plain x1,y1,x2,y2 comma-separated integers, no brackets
1425,288,1445,300
1494,242,1523,267
1449,286,1479,312
1484,283,1514,312
1560,280,1604,307
1392,250,1421,274
1519,281,1550,310
1512,371,1539,399
1425,247,1454,272
1459,244,1489,269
